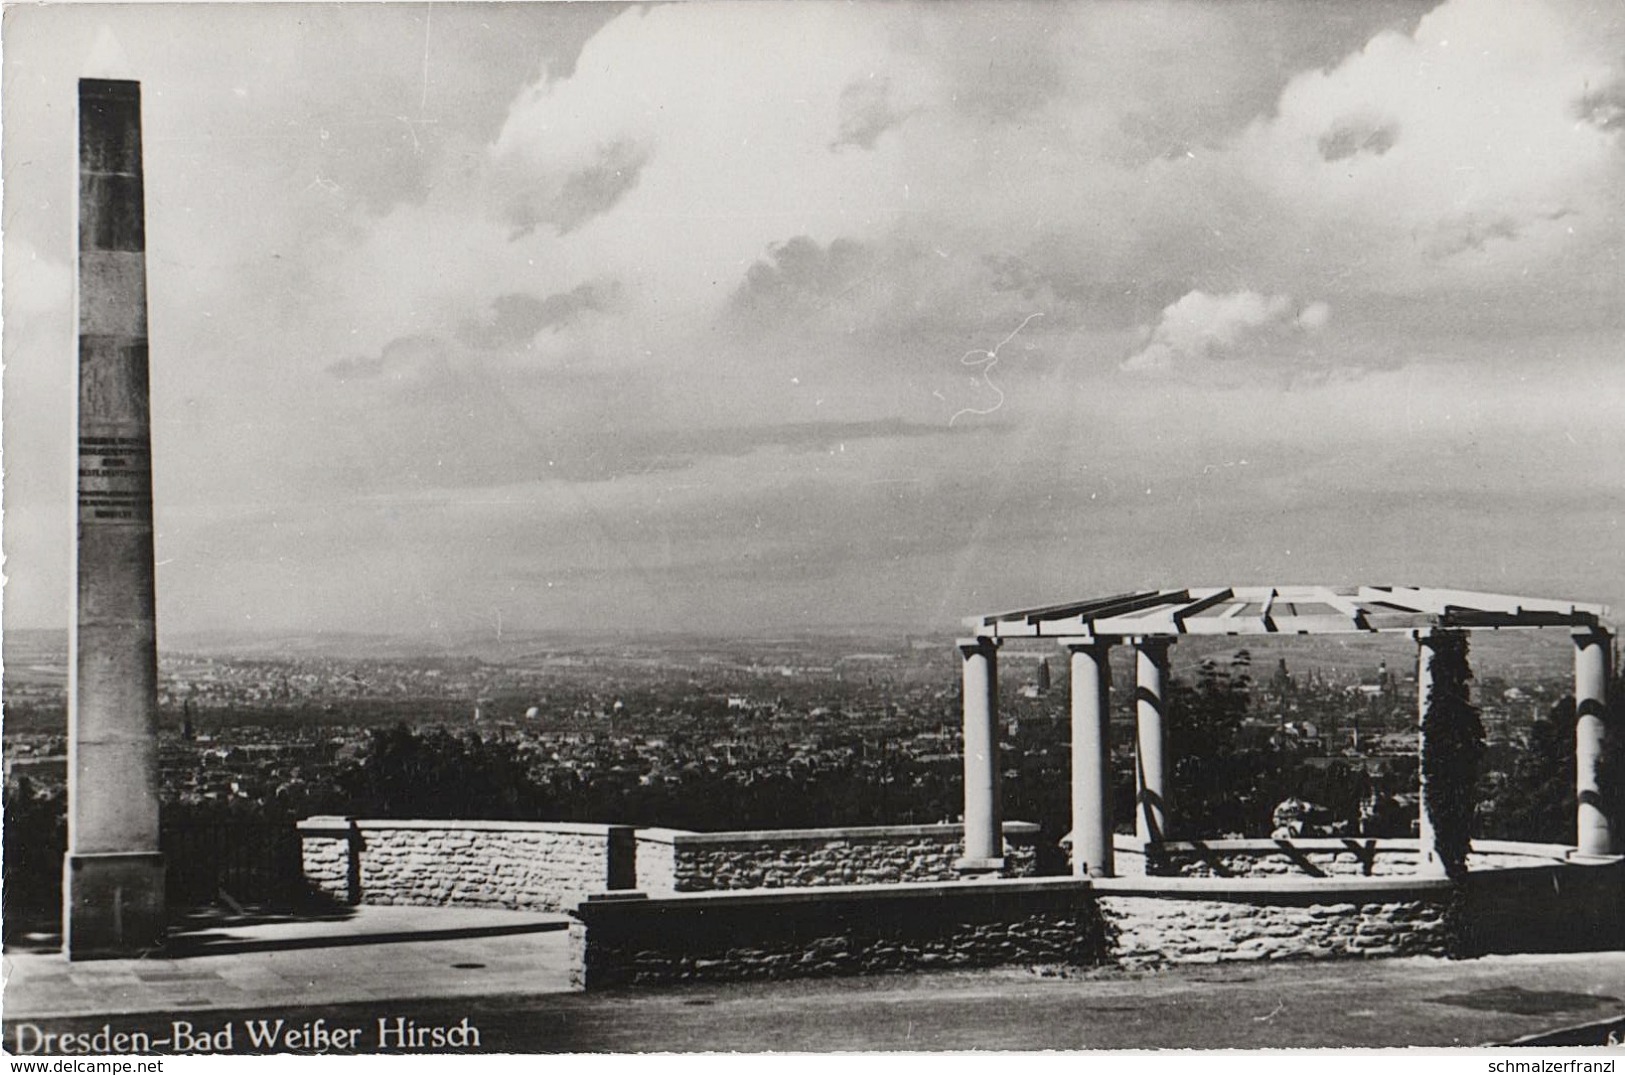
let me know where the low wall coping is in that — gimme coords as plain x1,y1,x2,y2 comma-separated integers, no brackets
571,874,1094,917
1112,835,1421,854
632,827,695,844
1474,840,1586,859
1110,836,1574,862
570,862,1581,917
296,817,622,838
1092,874,1455,899
571,856,1617,919
632,821,1041,846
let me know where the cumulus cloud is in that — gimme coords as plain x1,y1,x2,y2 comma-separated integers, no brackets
722,233,1092,369
731,237,878,323
1220,0,1625,299
1123,290,1328,371
458,281,619,350
11,0,1625,635
388,0,1625,365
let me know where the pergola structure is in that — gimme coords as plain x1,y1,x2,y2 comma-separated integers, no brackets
956,586,1617,877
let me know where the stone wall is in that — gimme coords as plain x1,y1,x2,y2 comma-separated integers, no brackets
298,819,1622,988
1458,856,1625,956
300,818,1046,911
569,877,1106,989
1095,878,1454,966
296,818,633,913
631,828,680,896
300,819,352,899
568,873,1468,987
636,822,1042,894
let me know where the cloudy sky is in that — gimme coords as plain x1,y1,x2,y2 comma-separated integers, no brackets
4,0,1623,640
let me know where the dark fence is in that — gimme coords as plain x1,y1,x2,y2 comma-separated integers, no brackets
161,817,307,912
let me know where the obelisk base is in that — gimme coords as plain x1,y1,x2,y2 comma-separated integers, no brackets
63,852,165,960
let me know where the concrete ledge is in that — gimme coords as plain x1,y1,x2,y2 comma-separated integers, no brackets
1476,840,1576,859
1111,835,1577,879
296,816,356,837
1093,874,1455,900
1112,836,1574,859
1114,835,1421,855
630,827,693,845
640,821,1040,846
296,817,621,837
955,856,1006,873
580,874,1094,912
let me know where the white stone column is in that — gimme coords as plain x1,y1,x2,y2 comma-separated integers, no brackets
1133,638,1171,844
958,637,1003,870
1067,640,1114,876
1574,628,1615,858
1414,629,1448,876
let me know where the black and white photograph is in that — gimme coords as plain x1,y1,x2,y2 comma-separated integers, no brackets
3,0,1624,1058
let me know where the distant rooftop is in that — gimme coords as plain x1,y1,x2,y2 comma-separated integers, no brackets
967,586,1611,640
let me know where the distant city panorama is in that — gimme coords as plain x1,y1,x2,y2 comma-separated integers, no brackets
1,626,1600,940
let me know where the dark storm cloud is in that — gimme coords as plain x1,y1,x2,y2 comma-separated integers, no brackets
730,236,878,322
458,281,619,350
1318,117,1399,162
976,253,1099,329
507,139,650,239
1573,81,1625,132
552,140,649,233
1426,214,1522,259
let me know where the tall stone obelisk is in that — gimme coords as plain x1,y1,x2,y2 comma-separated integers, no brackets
65,75,166,959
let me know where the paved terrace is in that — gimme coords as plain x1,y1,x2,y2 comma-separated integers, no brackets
4,908,1624,1051
2,907,572,1020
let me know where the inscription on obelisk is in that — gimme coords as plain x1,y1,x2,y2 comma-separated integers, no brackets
64,76,166,960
